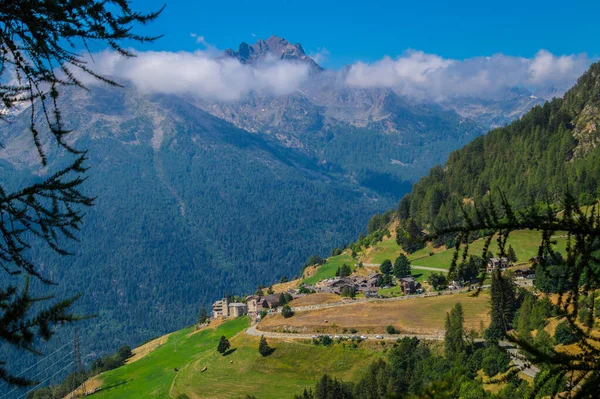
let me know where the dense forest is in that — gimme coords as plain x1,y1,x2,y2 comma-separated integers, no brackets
395,62,600,233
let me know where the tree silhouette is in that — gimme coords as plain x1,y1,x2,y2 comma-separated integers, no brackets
423,191,600,398
217,336,230,355
0,0,161,386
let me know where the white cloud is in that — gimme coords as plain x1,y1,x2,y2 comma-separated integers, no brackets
78,47,594,103
81,50,311,102
309,47,330,64
195,35,207,46
345,50,594,99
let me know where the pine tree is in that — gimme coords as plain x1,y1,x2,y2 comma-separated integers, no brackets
393,254,412,278
507,245,518,263
258,335,274,356
517,295,534,342
444,303,465,360
380,259,393,275
486,270,516,342
217,336,231,355
279,293,287,306
198,307,209,325
0,0,161,385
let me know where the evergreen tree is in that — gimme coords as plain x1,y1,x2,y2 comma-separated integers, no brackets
444,303,466,360
217,336,231,354
281,305,294,318
279,293,287,306
507,245,518,263
258,335,274,357
0,0,161,385
485,270,516,342
380,259,393,275
393,254,412,278
395,219,426,254
517,295,534,342
198,307,209,325
429,272,448,291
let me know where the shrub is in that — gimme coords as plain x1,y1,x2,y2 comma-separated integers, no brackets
260,309,268,319
281,305,294,318
321,335,333,346
554,320,577,345
386,325,398,334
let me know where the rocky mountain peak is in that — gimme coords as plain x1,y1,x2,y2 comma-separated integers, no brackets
225,35,322,70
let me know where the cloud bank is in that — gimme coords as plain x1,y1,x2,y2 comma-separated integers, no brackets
345,50,593,99
82,47,594,102
81,50,311,102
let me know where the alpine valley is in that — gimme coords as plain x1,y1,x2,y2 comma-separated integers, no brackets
0,36,577,375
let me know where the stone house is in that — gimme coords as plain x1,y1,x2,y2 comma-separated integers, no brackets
398,277,419,295
487,257,509,273
228,303,248,318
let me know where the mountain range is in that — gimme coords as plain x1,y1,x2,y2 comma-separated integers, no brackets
0,36,577,372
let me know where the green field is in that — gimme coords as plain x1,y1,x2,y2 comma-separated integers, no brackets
414,230,567,269
303,253,355,285
92,318,381,399
363,230,567,271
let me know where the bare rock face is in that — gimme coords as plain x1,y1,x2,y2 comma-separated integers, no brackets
225,36,322,70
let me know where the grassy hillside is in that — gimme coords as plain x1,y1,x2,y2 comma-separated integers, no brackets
260,292,490,335
91,318,381,399
362,229,567,269
303,253,355,285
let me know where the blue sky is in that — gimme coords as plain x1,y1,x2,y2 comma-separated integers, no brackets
130,0,598,68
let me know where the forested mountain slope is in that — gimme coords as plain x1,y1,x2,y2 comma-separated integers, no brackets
398,62,600,228
0,85,391,372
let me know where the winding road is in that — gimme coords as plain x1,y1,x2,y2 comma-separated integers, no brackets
363,263,449,273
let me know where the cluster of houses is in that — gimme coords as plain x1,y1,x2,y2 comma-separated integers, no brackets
211,258,536,323
313,273,420,296
212,294,287,321
486,257,535,280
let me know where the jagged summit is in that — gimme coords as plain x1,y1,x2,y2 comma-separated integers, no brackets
224,35,322,70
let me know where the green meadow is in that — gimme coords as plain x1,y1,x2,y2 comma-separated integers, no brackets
93,318,380,399
303,253,355,285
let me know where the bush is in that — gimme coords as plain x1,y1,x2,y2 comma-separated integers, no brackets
281,305,294,318
578,307,594,328
340,286,356,298
386,325,398,334
321,335,333,346
260,309,268,319
554,320,578,345
429,272,448,291
349,328,358,334
481,345,510,377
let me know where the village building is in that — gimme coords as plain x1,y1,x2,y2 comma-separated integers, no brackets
398,277,419,295
261,294,280,309
514,268,536,279
212,297,229,319
487,257,510,273
245,295,260,314
228,302,248,318
212,297,248,319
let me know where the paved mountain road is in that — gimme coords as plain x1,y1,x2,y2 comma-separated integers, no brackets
363,263,448,273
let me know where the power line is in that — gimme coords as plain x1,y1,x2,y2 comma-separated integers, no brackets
0,350,73,399
0,343,71,389
18,361,74,399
